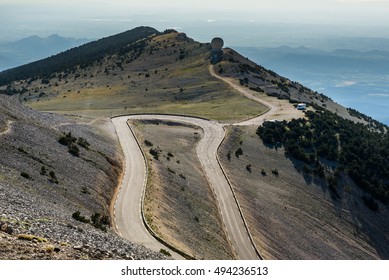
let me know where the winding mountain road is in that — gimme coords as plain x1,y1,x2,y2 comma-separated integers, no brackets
111,65,301,260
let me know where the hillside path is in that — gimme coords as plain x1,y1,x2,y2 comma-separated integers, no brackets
209,65,304,125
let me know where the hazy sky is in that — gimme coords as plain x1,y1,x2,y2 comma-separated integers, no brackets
1,0,389,41
2,0,389,21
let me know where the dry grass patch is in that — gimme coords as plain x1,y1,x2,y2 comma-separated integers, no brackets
131,120,234,260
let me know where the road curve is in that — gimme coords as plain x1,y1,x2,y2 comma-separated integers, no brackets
111,64,305,260
111,116,183,260
112,115,259,260
209,65,304,125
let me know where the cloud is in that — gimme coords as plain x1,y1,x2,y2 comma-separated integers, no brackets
335,81,357,87
368,93,389,97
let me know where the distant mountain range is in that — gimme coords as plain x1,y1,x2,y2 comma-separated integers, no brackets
0,27,159,85
0,34,90,71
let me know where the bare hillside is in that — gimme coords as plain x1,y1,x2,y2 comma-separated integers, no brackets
132,120,234,259
218,125,389,259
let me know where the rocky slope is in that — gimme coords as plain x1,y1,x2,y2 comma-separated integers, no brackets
0,95,166,259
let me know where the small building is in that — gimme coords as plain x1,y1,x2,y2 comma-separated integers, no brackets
210,37,224,64
296,103,307,110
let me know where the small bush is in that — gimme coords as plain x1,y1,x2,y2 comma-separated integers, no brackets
235,148,243,158
68,144,80,157
49,171,58,184
77,137,90,149
17,147,27,154
261,169,267,176
167,152,174,158
58,132,76,146
81,187,90,194
144,140,153,147
72,211,90,223
149,148,160,160
246,164,252,173
21,172,30,180
227,151,231,161
160,249,171,256
272,169,279,176
40,166,47,175
90,213,108,231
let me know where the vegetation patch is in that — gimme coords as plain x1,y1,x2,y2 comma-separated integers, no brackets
159,249,171,257
72,211,90,224
20,172,31,180
257,110,389,202
71,211,109,231
149,148,161,160
58,132,90,157
17,234,47,243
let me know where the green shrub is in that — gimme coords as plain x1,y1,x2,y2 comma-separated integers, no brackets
149,148,160,160
58,132,76,146
144,140,153,147
49,171,59,184
235,148,243,158
40,166,47,175
21,172,30,179
227,151,231,161
77,137,90,149
160,249,171,256
68,144,80,157
167,152,174,158
72,211,90,223
90,213,109,231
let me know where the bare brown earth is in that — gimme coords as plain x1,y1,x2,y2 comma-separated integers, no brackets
132,120,234,259
218,125,389,260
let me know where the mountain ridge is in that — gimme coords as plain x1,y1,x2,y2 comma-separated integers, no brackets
0,35,90,72
0,26,159,85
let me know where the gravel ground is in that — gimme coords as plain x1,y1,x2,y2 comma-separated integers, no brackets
0,95,167,260
218,125,389,260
